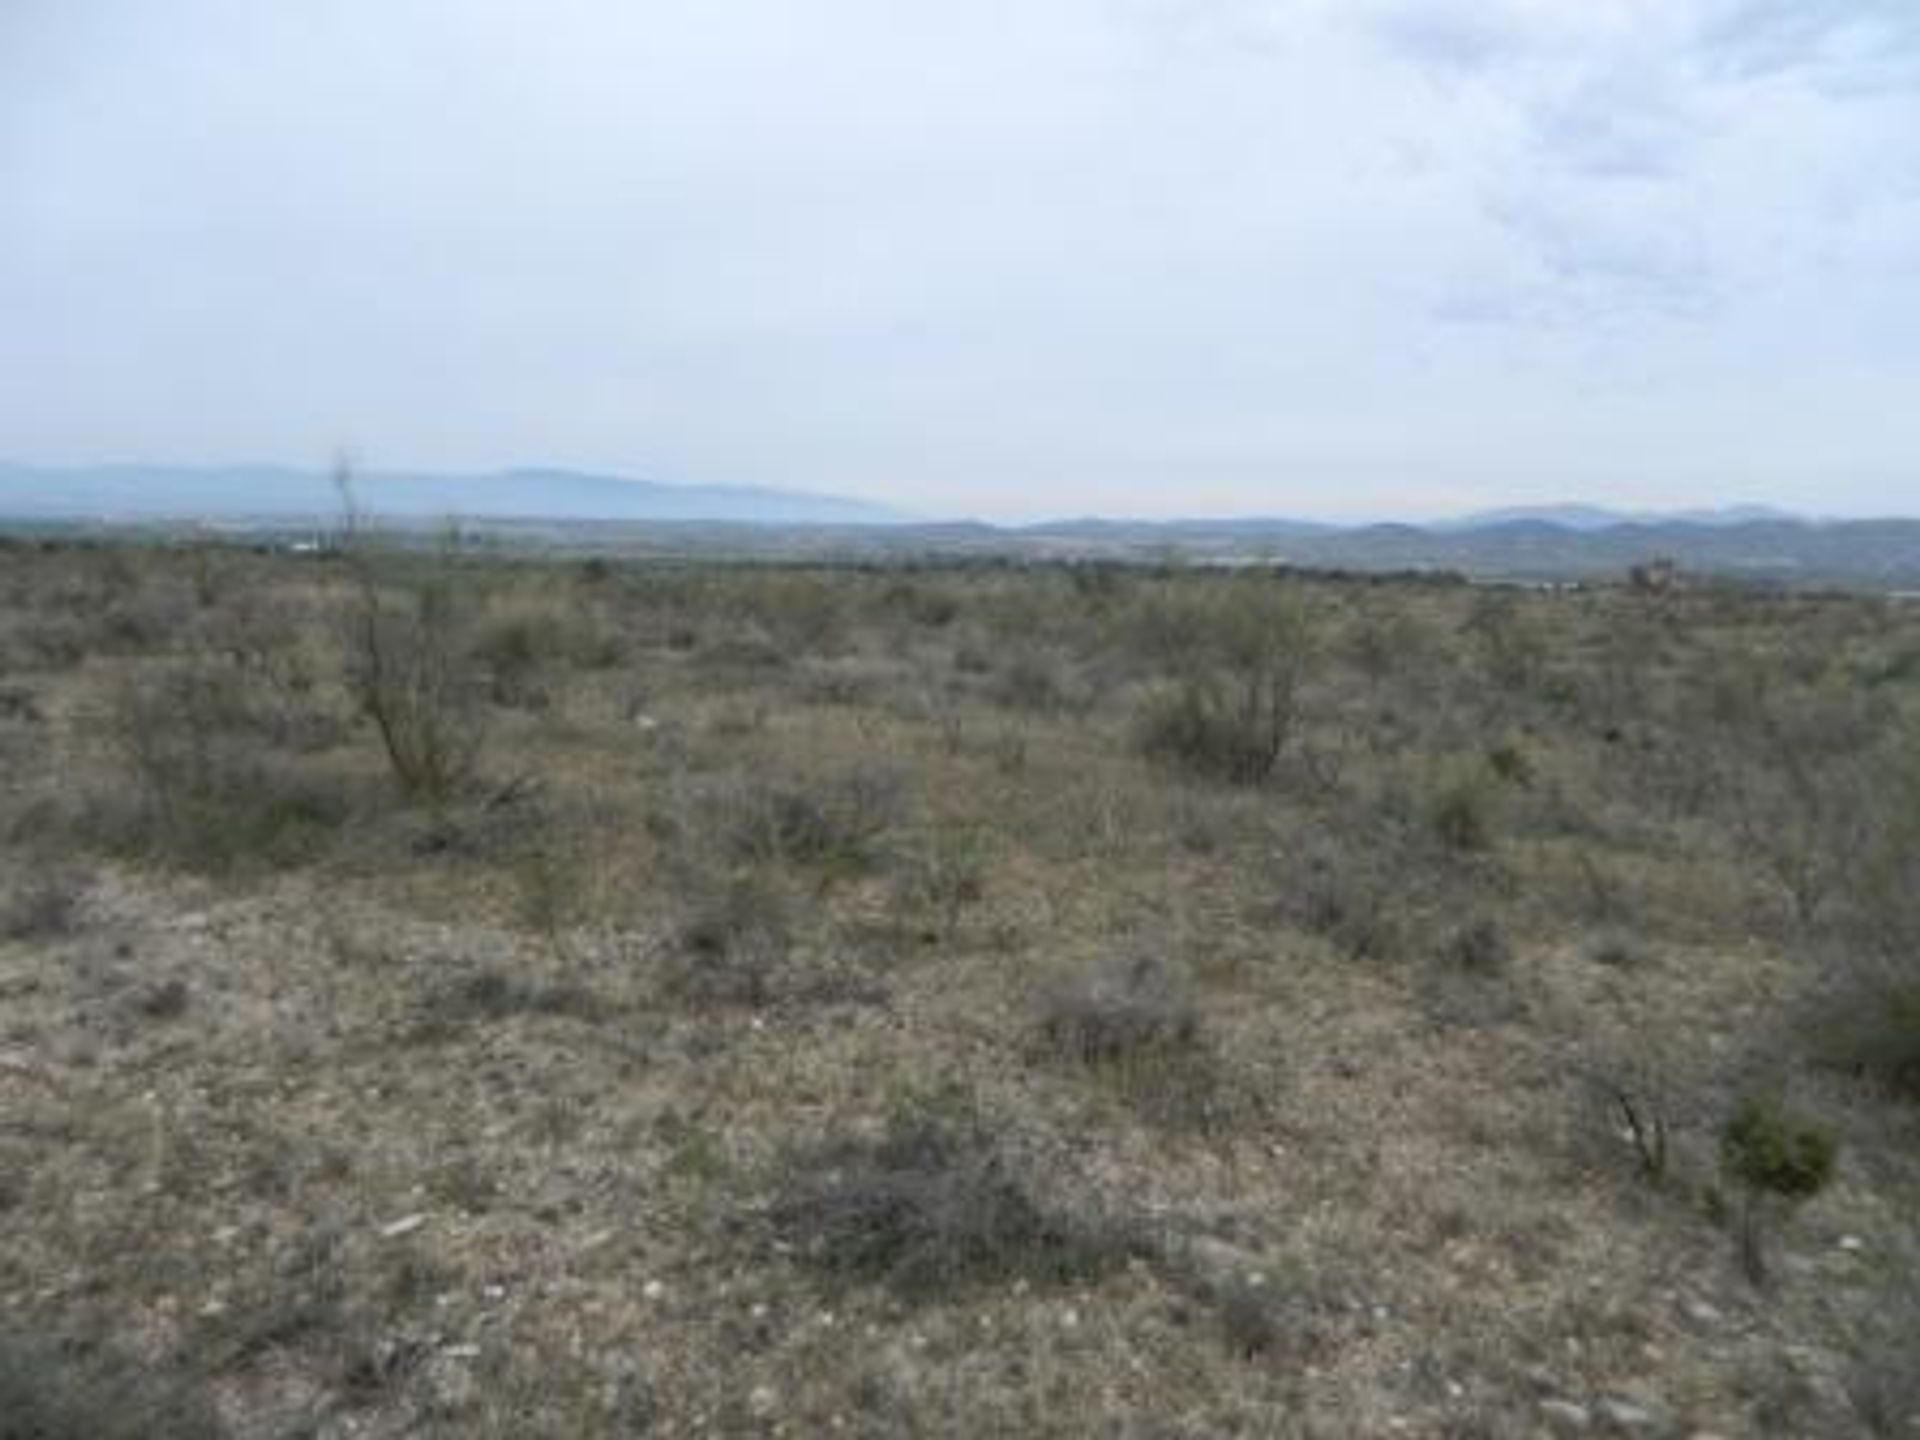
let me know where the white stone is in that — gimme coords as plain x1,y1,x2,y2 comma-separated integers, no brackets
1540,1399,1592,1434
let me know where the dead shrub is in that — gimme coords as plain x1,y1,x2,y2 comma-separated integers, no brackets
766,1105,1125,1298
338,498,488,805
722,766,902,877
1039,953,1199,1064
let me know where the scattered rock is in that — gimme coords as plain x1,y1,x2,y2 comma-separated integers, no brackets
1596,1397,1660,1433
1681,1298,1723,1327
380,1212,428,1239
1540,1399,1592,1434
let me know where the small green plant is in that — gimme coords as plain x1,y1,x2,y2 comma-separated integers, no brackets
1718,1094,1838,1282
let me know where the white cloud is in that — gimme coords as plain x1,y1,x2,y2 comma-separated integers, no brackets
0,0,1915,518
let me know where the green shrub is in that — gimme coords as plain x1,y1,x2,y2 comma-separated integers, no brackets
1810,967,1920,1101
1133,581,1316,786
1718,1094,1838,1282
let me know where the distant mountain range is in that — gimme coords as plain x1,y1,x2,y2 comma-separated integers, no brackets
0,462,908,527
4,464,1918,589
1438,503,1802,532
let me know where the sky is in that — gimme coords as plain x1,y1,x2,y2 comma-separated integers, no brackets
3,0,1918,521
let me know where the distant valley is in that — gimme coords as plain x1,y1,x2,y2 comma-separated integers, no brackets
4,462,1919,590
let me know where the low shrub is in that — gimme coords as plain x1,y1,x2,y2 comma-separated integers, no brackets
0,1328,227,1440
766,1105,1124,1298
1718,1093,1838,1282
1438,917,1511,975
0,866,85,942
1039,953,1199,1064
1808,964,1920,1101
723,766,902,877
411,967,609,1040
96,665,353,872
668,878,791,1007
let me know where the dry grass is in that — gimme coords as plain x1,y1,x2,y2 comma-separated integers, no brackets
0,541,1916,1436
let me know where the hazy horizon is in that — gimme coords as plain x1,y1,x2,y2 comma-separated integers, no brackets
5,3,1918,521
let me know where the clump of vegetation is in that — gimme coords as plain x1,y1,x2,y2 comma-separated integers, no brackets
96,663,352,872
1039,953,1198,1064
766,1103,1125,1298
1438,917,1511,975
1278,832,1407,961
667,877,791,1007
1718,1094,1838,1282
339,489,488,805
723,766,902,877
1134,581,1316,785
889,825,988,942
0,1328,227,1440
0,865,85,942
411,967,609,1040
1428,763,1498,853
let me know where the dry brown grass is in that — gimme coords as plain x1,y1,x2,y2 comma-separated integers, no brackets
0,540,1916,1436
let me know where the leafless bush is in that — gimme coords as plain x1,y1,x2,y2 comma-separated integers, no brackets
722,765,903,876
766,1104,1126,1298
1039,953,1199,1064
338,496,487,805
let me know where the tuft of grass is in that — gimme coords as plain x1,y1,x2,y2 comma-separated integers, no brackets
410,967,610,1040
0,865,85,942
1438,917,1511,975
667,877,791,1007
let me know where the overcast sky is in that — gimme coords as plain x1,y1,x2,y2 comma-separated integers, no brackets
3,1,1917,520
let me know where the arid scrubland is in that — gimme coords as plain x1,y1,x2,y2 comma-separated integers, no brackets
1,535,1917,1438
